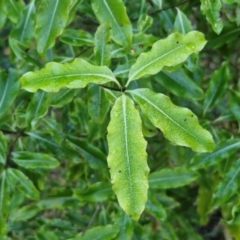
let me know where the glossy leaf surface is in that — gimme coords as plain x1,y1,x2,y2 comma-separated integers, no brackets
92,0,132,48
127,31,207,84
35,0,73,54
21,58,119,92
149,168,197,189
129,88,214,152
107,94,149,220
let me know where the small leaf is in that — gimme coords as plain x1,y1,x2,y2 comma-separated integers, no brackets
36,231,58,240
50,89,76,108
12,151,60,169
212,158,240,207
5,0,24,24
91,0,132,49
230,90,240,121
137,14,153,32
35,0,73,54
21,58,120,92
0,132,7,165
127,31,207,84
203,62,231,114
190,139,240,170
149,168,197,189
60,29,94,46
154,69,204,100
7,168,40,200
88,84,110,124
73,182,113,202
0,69,20,118
71,225,119,240
200,0,223,34
94,23,112,66
107,94,149,220
129,88,214,152
174,8,192,34
0,0,7,29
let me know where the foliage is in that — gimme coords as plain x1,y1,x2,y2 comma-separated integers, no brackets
0,0,240,239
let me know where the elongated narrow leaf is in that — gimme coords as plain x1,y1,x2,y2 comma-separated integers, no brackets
35,0,73,54
71,225,119,240
129,89,214,152
94,23,111,66
0,172,10,235
149,168,197,189
0,69,20,118
107,94,149,220
230,90,240,121
21,58,119,92
174,8,192,34
73,182,113,202
127,31,207,84
91,0,132,48
190,139,240,170
200,0,223,34
0,132,7,165
12,151,59,169
60,29,94,46
7,168,40,200
0,0,7,29
203,62,230,114
88,84,110,124
154,69,204,100
36,231,58,240
212,159,240,207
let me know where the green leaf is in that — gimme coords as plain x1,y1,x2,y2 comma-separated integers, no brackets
230,90,240,121
107,94,149,220
149,168,197,189
50,89,76,108
94,23,112,66
36,231,58,240
91,0,132,49
203,62,230,114
190,139,240,170
20,58,120,92
129,88,214,152
212,158,240,207
35,0,73,54
87,84,110,124
174,8,192,34
0,0,7,29
6,0,24,24
0,132,7,165
73,182,113,202
12,151,60,169
60,29,94,47
0,69,20,118
137,14,153,32
154,69,204,100
7,168,40,200
0,172,10,235
200,0,223,34
127,31,207,84
71,225,119,240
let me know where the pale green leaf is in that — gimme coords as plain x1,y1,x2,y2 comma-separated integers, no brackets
174,8,192,34
127,31,207,84
107,94,149,220
137,14,153,32
7,168,40,200
6,0,24,24
212,158,240,207
200,0,223,34
88,84,110,124
20,58,120,92
230,90,240,121
73,182,113,202
35,0,73,54
0,132,7,165
203,62,231,114
60,29,94,47
0,172,10,235
149,168,197,189
71,225,119,240
129,88,214,152
0,69,20,118
91,0,132,48
190,139,240,170
12,151,60,169
94,23,112,66
154,69,204,100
